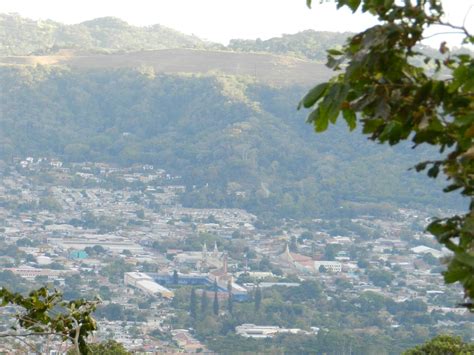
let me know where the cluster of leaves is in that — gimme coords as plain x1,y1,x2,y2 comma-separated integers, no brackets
81,340,130,355
302,0,473,308
0,287,99,354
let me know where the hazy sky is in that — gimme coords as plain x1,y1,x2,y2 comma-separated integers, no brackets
1,0,473,46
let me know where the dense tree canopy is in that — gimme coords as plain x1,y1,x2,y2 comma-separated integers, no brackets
229,30,351,61
170,282,472,354
302,0,473,307
0,14,212,56
84,340,130,355
0,67,462,220
403,334,474,355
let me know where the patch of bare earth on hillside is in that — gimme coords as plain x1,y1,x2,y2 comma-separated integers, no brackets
0,48,331,86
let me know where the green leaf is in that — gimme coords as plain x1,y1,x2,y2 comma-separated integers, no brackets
327,49,343,56
319,83,348,124
414,161,429,172
426,220,451,237
316,116,329,132
337,0,361,12
414,81,433,105
427,164,440,178
307,108,329,132
347,0,362,12
454,252,474,268
379,121,402,143
443,262,470,284
299,83,328,109
342,109,357,130
327,54,345,69
362,118,384,134
444,184,462,193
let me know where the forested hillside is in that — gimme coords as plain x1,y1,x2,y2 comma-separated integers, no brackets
0,14,351,60
228,30,351,61
0,14,214,55
0,14,463,62
0,14,466,219
0,66,463,219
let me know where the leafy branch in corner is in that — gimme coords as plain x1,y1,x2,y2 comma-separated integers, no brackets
0,287,100,354
301,0,473,309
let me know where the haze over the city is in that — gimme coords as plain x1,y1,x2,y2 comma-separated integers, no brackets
0,0,473,353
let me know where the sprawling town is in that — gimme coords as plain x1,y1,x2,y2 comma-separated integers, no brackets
0,158,471,353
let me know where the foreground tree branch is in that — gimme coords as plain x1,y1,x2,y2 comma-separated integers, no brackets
302,0,473,309
0,287,99,354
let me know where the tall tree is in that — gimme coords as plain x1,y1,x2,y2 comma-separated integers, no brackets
403,334,474,355
200,290,209,316
289,236,298,252
213,290,219,316
302,0,474,309
255,285,262,311
190,288,198,319
227,280,233,314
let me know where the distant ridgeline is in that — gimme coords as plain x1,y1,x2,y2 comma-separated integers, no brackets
0,13,348,58
0,15,466,219
0,14,215,56
228,30,352,61
0,13,445,62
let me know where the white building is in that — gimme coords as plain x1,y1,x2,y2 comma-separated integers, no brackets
314,261,342,273
124,272,174,299
48,234,143,253
235,324,314,338
3,266,76,281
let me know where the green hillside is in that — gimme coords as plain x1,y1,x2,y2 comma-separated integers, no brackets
228,30,351,61
1,13,465,63
0,66,463,218
0,14,353,60
0,14,215,55
0,15,466,219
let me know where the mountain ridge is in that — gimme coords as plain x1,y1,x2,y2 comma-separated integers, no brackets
0,13,350,60
0,13,216,56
